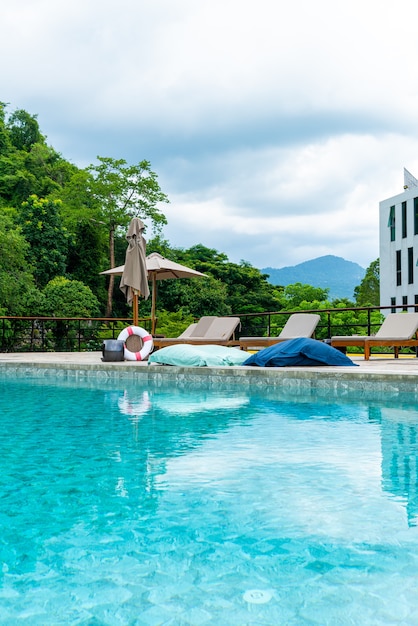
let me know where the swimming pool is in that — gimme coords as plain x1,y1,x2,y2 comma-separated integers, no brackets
1,374,418,625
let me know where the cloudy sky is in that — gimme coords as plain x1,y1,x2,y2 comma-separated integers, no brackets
3,0,418,270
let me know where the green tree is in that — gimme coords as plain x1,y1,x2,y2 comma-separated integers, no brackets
0,149,35,207
58,169,99,226
57,168,108,308
277,282,329,310
88,157,169,316
149,309,195,338
0,209,40,315
354,259,380,306
24,143,76,198
0,102,11,156
66,218,107,299
152,275,231,319
6,108,43,151
326,301,383,342
0,106,76,207
20,195,69,288
41,277,100,317
40,276,101,349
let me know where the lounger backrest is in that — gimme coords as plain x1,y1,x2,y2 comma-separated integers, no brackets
375,313,418,339
178,323,197,338
279,313,321,339
204,317,241,340
189,316,218,337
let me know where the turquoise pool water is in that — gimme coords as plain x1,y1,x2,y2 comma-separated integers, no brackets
1,376,418,625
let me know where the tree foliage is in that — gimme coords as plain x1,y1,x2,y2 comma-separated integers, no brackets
0,210,41,315
0,103,11,156
88,157,169,232
20,195,69,288
6,109,43,152
87,157,169,316
354,259,380,306
66,218,107,298
41,277,100,317
277,283,330,310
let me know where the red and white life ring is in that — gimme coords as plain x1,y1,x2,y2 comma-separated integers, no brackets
117,326,153,361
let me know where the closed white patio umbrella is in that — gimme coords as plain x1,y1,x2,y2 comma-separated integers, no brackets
119,218,149,326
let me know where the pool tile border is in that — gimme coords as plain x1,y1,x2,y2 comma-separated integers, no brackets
1,360,417,399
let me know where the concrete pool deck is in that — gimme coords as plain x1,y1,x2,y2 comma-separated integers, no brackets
1,350,418,397
1,350,418,372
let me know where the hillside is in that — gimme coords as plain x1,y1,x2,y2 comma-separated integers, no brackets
262,255,366,300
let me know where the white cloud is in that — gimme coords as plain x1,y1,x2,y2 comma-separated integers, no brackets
3,0,418,269
160,132,418,266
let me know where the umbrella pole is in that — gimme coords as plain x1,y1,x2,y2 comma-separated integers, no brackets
133,292,139,326
151,274,157,335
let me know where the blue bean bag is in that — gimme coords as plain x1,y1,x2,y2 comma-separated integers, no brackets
242,337,358,367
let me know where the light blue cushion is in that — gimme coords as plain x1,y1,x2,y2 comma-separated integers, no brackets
148,344,249,367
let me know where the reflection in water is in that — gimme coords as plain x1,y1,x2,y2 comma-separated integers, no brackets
379,406,418,526
113,387,251,501
118,390,152,421
118,389,249,418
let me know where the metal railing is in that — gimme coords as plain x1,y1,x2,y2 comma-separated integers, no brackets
233,303,417,339
0,304,416,352
0,316,152,353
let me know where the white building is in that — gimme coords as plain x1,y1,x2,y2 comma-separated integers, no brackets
379,169,418,313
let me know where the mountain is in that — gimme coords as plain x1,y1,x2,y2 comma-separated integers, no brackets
261,255,366,300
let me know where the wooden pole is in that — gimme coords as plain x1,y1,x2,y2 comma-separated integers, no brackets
151,274,157,335
133,292,139,326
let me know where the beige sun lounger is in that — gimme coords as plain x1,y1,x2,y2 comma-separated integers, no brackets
153,316,241,349
239,313,321,351
153,316,216,346
331,312,418,360
177,323,197,338
176,316,217,339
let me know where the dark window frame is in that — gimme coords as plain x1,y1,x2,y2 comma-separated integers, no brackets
408,247,414,284
414,197,418,235
389,205,396,241
396,250,402,286
402,201,407,238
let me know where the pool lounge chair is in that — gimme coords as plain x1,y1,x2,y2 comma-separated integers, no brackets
153,316,216,346
177,323,197,338
153,316,241,349
330,312,418,360
239,313,321,351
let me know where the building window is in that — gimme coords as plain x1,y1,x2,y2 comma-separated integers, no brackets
414,198,418,235
389,205,396,241
402,201,407,238
408,247,414,284
391,297,396,313
403,295,408,311
396,250,402,286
